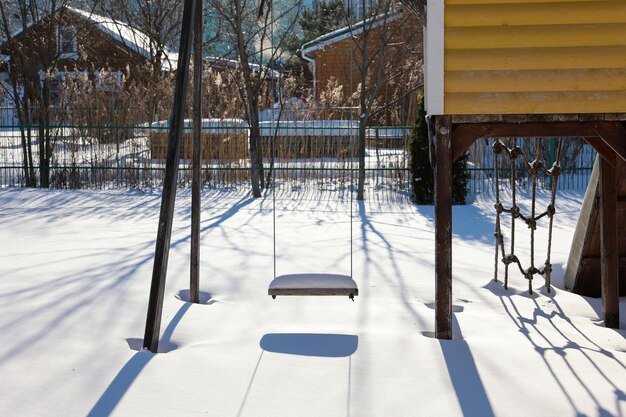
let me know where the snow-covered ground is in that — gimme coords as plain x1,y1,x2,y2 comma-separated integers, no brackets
0,187,624,417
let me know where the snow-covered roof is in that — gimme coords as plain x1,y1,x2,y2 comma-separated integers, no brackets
365,127,412,138
205,57,281,79
68,7,178,71
301,12,403,56
2,6,178,71
259,120,359,137
150,118,248,134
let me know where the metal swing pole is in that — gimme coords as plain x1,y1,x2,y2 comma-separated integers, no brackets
190,0,203,304
143,0,198,353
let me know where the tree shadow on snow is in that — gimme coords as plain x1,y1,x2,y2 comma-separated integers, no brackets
485,281,626,417
86,303,191,417
0,195,259,362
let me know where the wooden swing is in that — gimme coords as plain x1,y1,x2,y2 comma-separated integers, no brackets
267,125,358,300
269,273,358,299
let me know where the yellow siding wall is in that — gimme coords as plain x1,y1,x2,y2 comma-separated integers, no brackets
443,0,626,115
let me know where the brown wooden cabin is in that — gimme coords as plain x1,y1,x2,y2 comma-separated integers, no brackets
301,8,423,125
0,6,177,110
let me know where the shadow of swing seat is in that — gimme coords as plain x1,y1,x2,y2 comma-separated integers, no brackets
268,273,358,299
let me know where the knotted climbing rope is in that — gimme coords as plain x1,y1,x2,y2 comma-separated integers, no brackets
493,138,563,294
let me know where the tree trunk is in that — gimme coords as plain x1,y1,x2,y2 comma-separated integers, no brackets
15,97,31,187
38,79,50,188
24,101,36,186
248,104,263,198
357,117,366,200
38,123,48,188
234,0,263,198
6,65,35,186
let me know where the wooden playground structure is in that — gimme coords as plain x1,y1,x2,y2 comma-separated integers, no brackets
142,0,624,352
425,0,625,338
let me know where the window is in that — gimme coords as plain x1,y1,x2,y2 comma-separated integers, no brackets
58,25,78,59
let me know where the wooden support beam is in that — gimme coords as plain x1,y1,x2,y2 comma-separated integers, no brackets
451,113,626,124
599,157,620,329
586,137,616,167
435,116,453,340
454,122,598,140
451,124,481,162
143,0,197,353
592,121,626,163
190,0,202,304
451,122,621,164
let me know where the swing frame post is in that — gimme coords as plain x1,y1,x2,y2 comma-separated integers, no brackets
600,157,619,329
143,0,197,353
190,0,203,305
434,115,453,340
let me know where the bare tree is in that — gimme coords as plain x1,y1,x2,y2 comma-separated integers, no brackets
0,1,36,186
0,0,102,187
342,0,421,200
97,0,183,122
207,0,302,198
397,0,426,19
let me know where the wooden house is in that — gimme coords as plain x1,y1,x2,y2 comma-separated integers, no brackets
301,9,423,123
0,6,177,108
423,0,626,338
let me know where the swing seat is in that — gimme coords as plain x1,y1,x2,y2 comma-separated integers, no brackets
269,273,358,298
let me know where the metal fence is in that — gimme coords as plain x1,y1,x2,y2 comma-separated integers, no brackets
466,137,596,198
0,117,596,199
0,121,413,195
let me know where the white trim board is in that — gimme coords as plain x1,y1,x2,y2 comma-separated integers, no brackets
425,2,444,115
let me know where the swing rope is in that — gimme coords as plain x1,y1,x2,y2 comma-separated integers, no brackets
267,0,355,298
350,123,354,280
268,120,357,299
493,138,563,294
272,139,277,280
270,126,355,281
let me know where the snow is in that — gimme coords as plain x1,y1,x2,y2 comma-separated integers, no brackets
151,118,248,134
259,120,359,137
366,126,412,138
0,186,624,417
68,7,179,71
269,273,358,290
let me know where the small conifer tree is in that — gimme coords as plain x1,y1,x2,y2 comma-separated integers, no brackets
409,93,470,204
409,94,433,204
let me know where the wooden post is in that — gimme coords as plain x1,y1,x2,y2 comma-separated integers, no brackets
599,156,620,329
190,0,203,304
143,0,197,353
435,116,453,340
